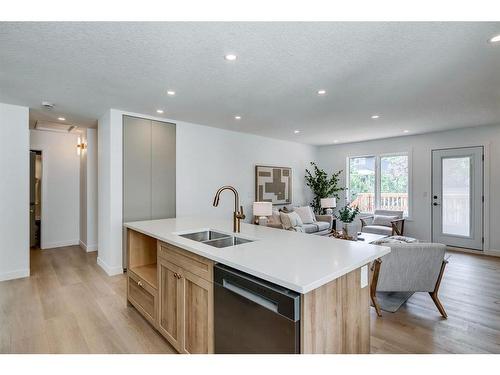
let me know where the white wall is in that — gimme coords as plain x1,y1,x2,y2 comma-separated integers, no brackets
97,110,123,275
30,129,80,249
97,109,318,275
0,103,29,281
177,121,317,219
317,123,500,255
79,128,98,252
80,131,87,247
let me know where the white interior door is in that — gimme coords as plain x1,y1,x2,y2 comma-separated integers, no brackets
431,147,483,250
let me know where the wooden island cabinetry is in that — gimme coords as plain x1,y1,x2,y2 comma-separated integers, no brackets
126,226,375,354
127,229,214,353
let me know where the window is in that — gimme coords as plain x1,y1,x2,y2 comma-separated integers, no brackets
347,153,410,217
348,156,376,213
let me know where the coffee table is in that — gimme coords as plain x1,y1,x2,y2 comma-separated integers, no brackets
355,232,388,244
329,230,387,244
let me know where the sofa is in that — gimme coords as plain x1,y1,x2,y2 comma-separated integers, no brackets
370,237,448,318
265,206,333,236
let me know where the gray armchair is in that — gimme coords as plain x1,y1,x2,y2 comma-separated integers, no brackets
360,209,405,236
371,242,448,318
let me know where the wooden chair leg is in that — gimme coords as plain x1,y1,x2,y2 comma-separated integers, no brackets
429,260,448,319
370,258,382,317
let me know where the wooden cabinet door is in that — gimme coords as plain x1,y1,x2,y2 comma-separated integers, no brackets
180,270,214,354
158,259,183,352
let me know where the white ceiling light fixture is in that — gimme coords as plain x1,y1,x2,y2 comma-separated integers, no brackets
333,140,339,143
156,109,164,114
403,130,410,133
317,89,326,95
41,101,54,110
225,54,237,61
57,117,65,121
371,115,380,119
294,130,300,134
167,90,176,96
488,34,500,44
234,115,241,120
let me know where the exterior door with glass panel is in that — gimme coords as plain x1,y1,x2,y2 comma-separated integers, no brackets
431,147,483,250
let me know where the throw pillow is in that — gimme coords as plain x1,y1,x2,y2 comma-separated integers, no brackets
269,210,281,225
279,211,303,230
294,206,315,224
372,215,399,227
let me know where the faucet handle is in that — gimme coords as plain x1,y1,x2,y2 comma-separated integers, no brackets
239,206,246,219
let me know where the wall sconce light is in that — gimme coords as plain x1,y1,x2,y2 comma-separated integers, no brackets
77,137,87,156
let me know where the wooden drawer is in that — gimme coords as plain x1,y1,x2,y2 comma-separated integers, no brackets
158,241,213,282
128,271,158,326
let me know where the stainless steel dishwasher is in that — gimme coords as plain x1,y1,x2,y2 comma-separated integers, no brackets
214,264,301,354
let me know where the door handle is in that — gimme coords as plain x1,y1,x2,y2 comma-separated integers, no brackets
433,202,440,206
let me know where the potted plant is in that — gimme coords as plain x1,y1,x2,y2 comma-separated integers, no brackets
337,205,360,240
305,162,345,214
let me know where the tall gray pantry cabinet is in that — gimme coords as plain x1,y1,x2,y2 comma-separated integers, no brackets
122,115,176,268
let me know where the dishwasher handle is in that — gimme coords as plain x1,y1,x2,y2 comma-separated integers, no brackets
214,264,300,321
222,279,279,313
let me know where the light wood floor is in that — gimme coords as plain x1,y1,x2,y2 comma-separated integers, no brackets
0,246,175,353
1,246,499,353
371,250,500,354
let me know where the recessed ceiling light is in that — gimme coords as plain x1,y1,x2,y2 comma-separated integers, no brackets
167,90,175,96
403,130,409,133
156,109,164,114
294,130,300,134
234,115,241,120
489,34,500,44
333,140,339,143
225,54,237,61
57,117,65,121
371,115,380,119
317,89,326,95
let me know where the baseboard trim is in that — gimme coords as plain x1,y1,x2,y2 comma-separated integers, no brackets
41,239,79,249
0,268,30,282
447,246,500,258
97,256,123,276
485,249,500,257
79,240,98,252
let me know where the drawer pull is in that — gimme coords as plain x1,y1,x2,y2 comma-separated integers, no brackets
137,280,143,287
173,272,182,279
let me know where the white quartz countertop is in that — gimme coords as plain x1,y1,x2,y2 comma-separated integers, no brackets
124,217,390,294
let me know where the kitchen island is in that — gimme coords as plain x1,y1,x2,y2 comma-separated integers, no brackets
124,217,390,354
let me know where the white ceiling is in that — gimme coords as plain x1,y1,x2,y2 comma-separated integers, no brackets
1,22,499,145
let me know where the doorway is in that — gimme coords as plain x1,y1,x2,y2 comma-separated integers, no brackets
431,147,483,250
30,150,42,248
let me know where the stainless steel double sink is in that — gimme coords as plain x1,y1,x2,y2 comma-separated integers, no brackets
179,230,255,248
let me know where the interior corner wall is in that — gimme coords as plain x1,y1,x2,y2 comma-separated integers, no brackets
80,130,88,248
86,128,98,251
0,102,30,281
97,109,123,275
316,123,500,254
30,129,80,249
80,128,98,252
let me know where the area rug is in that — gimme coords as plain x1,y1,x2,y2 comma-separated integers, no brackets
376,291,415,313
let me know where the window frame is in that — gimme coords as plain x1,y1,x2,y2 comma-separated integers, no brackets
346,151,412,219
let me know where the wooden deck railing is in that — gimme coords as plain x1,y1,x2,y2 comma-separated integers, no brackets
351,193,408,214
